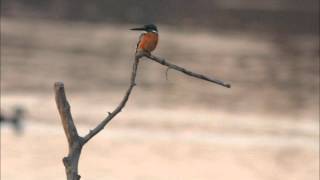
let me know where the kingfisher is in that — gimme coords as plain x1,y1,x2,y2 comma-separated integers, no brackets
130,24,158,55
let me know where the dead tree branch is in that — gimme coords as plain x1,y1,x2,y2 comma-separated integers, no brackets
54,53,230,180
54,82,82,180
82,57,140,144
146,54,231,88
54,57,140,180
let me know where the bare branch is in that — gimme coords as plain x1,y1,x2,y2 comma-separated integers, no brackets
54,52,230,179
82,57,140,144
146,54,231,88
54,82,80,146
82,53,230,144
54,82,83,180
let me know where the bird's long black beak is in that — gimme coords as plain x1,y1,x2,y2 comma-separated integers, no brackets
130,27,146,31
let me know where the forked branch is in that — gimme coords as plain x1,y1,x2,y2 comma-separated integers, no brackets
54,53,230,180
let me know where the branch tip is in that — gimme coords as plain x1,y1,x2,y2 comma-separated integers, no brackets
54,82,64,89
146,54,231,88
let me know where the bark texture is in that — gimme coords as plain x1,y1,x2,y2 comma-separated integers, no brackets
54,54,230,179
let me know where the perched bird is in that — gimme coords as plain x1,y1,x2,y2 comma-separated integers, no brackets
130,24,158,55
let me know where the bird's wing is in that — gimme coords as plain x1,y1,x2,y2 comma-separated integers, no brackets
136,33,145,52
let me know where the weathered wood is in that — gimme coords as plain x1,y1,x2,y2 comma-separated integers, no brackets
54,56,141,179
54,53,230,179
147,54,231,88
54,82,83,180
54,82,79,146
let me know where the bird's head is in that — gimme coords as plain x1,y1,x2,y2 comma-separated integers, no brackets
130,24,158,33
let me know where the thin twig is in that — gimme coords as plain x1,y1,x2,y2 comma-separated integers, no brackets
165,67,171,81
82,57,140,144
146,54,231,88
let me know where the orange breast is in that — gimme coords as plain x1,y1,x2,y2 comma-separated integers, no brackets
138,32,158,52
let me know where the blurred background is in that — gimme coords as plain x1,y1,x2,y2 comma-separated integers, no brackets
1,0,319,179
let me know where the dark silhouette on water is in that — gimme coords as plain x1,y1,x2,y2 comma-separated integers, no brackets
0,107,25,134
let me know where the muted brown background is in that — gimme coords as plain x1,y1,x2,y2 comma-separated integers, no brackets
1,0,319,179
